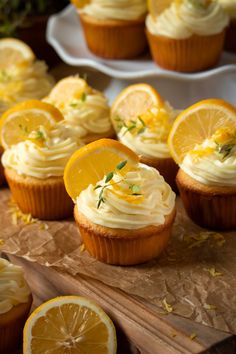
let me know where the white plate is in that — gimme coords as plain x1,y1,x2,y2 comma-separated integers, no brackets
46,5,236,80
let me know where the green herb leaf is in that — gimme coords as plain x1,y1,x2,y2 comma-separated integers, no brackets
94,185,102,190
129,184,141,195
35,130,45,141
70,102,78,108
138,116,146,127
81,92,87,102
105,172,114,183
97,197,105,209
116,160,127,170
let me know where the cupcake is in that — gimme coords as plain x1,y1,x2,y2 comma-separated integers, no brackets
44,76,114,144
111,84,179,191
73,0,148,59
168,98,236,230
176,127,236,230
218,0,236,52
1,100,83,220
0,258,32,353
64,139,176,265
146,0,229,72
0,146,5,186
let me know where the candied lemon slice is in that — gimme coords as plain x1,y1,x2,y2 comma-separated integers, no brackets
111,83,164,132
64,138,139,199
0,100,63,149
0,38,35,69
168,98,236,164
23,296,117,354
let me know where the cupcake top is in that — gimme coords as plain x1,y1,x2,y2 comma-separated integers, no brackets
77,162,175,229
80,0,147,20
181,127,236,186
0,61,54,116
45,79,113,143
0,258,31,314
146,0,229,39
218,0,236,19
2,124,82,179
116,102,177,159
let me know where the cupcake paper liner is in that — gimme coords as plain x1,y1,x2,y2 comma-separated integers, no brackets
0,296,32,353
147,30,225,72
176,169,236,230
80,14,147,59
75,206,176,266
140,155,179,193
0,147,6,187
5,169,73,220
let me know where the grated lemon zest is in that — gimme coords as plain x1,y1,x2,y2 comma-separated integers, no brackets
0,239,5,246
203,303,217,311
190,333,197,340
186,231,225,249
162,298,173,313
204,267,223,277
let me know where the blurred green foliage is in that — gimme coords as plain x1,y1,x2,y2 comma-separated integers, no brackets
0,0,69,37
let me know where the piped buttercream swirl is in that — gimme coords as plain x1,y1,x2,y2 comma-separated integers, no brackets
146,0,229,39
80,0,147,20
218,0,236,19
77,163,175,229
0,258,31,314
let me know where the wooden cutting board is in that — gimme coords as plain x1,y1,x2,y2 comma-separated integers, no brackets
6,254,235,354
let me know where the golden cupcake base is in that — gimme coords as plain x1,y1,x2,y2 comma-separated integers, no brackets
80,13,147,59
176,169,236,230
147,31,225,72
140,155,179,193
5,168,73,220
74,205,176,265
0,295,32,353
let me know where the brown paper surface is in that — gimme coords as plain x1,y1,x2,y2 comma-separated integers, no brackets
1,188,236,334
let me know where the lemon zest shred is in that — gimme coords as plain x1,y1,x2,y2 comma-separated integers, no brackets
80,244,85,252
190,333,197,340
0,239,5,246
162,298,173,313
203,304,217,311
204,267,223,277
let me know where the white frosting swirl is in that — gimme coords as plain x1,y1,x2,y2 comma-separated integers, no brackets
146,0,229,39
118,103,177,159
77,163,175,229
218,0,236,19
80,0,147,20
0,258,31,314
181,139,236,186
46,92,112,142
2,125,82,179
0,61,54,115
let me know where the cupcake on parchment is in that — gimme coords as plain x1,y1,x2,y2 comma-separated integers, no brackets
0,258,32,353
1,100,83,220
64,139,176,265
111,84,179,191
168,99,236,230
218,0,236,52
72,0,147,59
44,76,114,144
146,0,229,72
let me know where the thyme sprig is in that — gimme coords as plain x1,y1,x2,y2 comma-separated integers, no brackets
215,142,234,160
70,93,87,108
114,116,146,136
94,160,141,209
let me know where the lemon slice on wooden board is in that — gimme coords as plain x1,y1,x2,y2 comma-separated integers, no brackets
71,0,91,9
44,76,89,107
23,296,117,354
64,138,139,200
148,0,174,18
0,100,64,149
168,98,236,164
0,38,35,69
111,83,164,132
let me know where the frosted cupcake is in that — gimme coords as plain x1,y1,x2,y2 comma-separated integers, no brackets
177,127,236,230
73,0,148,58
64,139,176,265
146,0,229,72
1,101,83,220
111,84,179,191
44,77,114,144
0,258,32,353
218,0,236,52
